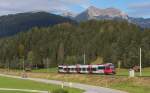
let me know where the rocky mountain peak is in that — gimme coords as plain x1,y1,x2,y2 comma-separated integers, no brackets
87,6,100,11
76,6,128,21
86,6,101,17
61,11,77,19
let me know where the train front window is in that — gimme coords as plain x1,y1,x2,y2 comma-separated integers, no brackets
110,65,114,69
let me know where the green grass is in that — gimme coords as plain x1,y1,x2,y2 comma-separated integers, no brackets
0,76,83,93
110,79,150,93
0,91,33,93
116,68,150,77
109,68,150,93
1,67,150,93
111,84,150,93
31,67,150,93
32,67,58,73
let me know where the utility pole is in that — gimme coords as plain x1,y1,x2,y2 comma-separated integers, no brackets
47,58,49,73
84,52,85,65
22,57,25,72
140,48,142,76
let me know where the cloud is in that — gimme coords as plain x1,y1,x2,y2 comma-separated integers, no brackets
129,10,150,18
62,0,91,8
128,2,150,18
129,3,150,10
0,0,91,15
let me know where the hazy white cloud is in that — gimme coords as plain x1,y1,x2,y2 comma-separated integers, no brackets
0,0,77,15
129,10,150,18
62,0,91,8
0,0,91,15
128,2,150,17
129,3,150,10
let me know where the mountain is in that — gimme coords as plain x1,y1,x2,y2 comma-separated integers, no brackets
0,12,75,37
61,11,77,19
129,17,150,28
74,6,150,28
75,6,128,22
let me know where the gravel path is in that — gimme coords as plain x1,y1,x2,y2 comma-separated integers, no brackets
0,74,127,93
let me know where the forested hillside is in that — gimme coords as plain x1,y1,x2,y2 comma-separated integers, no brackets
0,20,150,69
0,12,75,37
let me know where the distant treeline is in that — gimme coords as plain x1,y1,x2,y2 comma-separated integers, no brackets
0,20,150,69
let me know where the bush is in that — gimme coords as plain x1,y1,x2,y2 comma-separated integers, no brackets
52,89,68,93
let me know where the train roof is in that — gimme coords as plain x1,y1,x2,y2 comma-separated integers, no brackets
58,64,112,67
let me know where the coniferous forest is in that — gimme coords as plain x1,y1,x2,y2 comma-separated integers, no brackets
0,20,150,69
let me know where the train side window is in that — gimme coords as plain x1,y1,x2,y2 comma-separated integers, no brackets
73,68,75,71
64,68,67,71
71,68,75,71
64,68,69,71
68,68,70,71
98,66,105,69
75,68,81,71
92,68,97,71
70,68,72,71
58,67,63,70
82,68,86,71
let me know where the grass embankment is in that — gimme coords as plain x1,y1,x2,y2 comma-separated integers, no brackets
0,67,150,93
0,76,83,93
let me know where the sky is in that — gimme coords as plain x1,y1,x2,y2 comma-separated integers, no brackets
0,0,150,18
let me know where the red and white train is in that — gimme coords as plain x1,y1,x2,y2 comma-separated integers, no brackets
58,63,116,75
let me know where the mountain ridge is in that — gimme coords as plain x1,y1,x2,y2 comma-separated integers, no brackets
74,6,128,21
62,6,150,28
0,11,75,37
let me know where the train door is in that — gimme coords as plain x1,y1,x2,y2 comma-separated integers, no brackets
88,65,92,74
76,65,81,73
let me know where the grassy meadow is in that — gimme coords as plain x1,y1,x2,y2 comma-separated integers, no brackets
0,76,83,93
0,67,149,93
116,67,150,77
29,67,150,93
